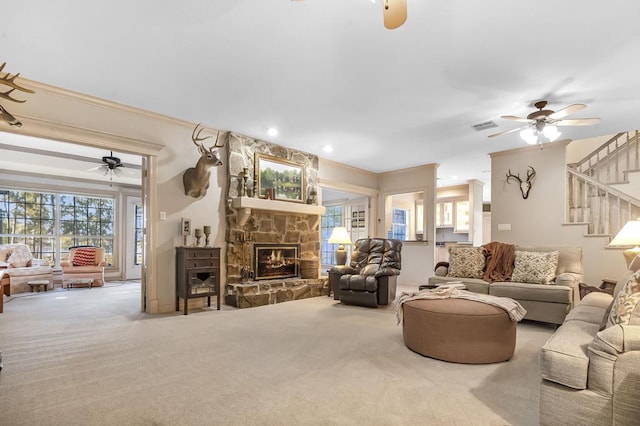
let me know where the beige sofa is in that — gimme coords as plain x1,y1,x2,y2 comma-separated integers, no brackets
539,271,640,425
428,245,583,324
0,243,53,294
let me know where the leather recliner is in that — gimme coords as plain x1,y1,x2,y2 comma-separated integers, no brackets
330,238,402,308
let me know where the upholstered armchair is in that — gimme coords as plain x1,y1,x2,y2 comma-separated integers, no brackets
61,247,106,287
330,238,402,307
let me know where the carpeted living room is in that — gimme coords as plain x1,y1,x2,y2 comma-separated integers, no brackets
0,280,557,425
1,2,640,426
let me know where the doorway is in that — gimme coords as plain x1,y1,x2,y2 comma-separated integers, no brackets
0,131,149,311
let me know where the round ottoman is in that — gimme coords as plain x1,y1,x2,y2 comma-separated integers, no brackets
402,298,516,364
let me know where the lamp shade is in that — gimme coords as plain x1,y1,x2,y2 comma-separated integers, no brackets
609,221,640,246
328,227,352,245
328,227,351,266
609,220,640,268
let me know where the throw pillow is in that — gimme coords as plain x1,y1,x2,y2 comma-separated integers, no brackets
606,271,640,328
447,247,485,279
0,248,10,262
510,250,559,284
7,245,33,268
72,248,97,266
600,300,614,331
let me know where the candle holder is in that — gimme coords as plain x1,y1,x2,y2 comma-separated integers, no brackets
241,167,249,197
203,225,211,247
194,228,203,247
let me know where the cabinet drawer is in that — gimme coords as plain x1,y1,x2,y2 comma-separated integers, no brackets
186,249,220,260
188,258,219,268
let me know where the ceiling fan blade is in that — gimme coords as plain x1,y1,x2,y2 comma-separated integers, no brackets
383,0,407,29
487,126,526,138
554,118,601,126
87,165,102,172
548,104,587,120
500,115,534,123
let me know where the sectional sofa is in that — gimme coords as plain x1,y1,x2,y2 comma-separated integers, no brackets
428,244,583,324
539,269,640,425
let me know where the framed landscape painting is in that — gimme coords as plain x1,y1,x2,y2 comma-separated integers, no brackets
255,153,305,203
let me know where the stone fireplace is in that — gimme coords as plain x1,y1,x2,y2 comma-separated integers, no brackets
254,243,299,280
223,133,327,308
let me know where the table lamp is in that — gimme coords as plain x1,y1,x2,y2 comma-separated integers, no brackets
328,227,352,265
609,220,640,268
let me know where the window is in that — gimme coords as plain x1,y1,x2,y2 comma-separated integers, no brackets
389,208,408,240
0,189,115,265
134,203,143,266
321,205,343,265
0,190,56,263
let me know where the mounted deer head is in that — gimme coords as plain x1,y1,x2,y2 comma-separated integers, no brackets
182,124,226,198
0,62,35,127
506,166,536,199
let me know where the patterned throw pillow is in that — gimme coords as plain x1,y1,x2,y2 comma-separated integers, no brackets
510,250,559,284
447,247,485,279
7,245,33,268
72,248,97,266
606,271,640,328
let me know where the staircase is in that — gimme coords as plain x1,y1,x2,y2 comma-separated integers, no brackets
567,130,640,239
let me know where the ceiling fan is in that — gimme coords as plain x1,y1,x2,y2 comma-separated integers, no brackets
488,101,601,146
291,0,407,30
88,151,124,180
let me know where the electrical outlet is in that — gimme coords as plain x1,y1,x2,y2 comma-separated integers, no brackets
160,211,167,221
497,223,511,231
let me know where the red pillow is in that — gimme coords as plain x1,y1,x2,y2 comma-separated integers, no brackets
72,248,96,266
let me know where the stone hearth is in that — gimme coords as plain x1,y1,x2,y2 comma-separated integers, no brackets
225,278,328,309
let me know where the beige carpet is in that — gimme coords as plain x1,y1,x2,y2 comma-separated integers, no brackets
0,282,555,425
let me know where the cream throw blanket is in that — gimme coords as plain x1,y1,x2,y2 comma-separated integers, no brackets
395,286,527,325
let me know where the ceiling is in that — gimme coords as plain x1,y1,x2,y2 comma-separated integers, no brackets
2,0,640,201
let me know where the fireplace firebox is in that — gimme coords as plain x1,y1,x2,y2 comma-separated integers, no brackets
253,243,299,280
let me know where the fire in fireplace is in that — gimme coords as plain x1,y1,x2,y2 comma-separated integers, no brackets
253,243,299,280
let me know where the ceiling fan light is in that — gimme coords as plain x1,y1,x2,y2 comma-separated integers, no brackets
542,125,561,142
520,128,538,145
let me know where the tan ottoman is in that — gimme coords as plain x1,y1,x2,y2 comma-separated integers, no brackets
402,298,516,364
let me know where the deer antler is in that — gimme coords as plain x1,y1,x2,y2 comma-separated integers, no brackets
191,123,224,153
0,62,35,103
526,166,536,181
506,169,522,184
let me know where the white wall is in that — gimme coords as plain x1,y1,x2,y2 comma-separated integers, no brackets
490,141,626,284
378,164,438,286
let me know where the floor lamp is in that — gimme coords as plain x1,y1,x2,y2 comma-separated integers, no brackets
609,220,640,268
328,227,352,266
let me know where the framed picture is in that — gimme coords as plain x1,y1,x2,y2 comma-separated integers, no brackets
351,219,358,228
255,153,305,203
352,211,358,219
181,218,191,236
358,210,365,218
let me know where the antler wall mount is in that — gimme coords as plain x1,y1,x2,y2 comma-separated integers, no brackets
506,166,536,199
0,62,35,127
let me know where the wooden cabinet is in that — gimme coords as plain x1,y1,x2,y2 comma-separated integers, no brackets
175,247,220,315
436,201,454,227
454,200,470,233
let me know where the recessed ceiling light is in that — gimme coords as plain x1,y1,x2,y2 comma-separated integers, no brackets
323,145,334,153
267,128,278,137
452,176,458,180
